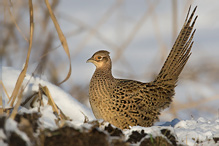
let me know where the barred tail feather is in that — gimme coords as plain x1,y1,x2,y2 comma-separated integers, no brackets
154,6,198,84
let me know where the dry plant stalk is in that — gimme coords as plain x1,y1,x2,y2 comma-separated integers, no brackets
9,87,24,120
19,84,68,122
0,95,3,114
0,81,10,99
81,111,89,123
38,86,44,108
0,81,8,114
8,0,34,107
45,0,71,85
40,85,59,115
40,85,68,121
20,92,38,108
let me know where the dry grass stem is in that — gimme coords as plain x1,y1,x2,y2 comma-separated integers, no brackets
81,111,89,123
9,87,24,120
45,0,72,85
0,96,3,114
0,81,10,99
40,84,68,121
38,86,44,107
40,85,59,116
21,92,37,107
8,0,34,107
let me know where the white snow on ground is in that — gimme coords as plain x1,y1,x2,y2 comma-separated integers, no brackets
123,125,176,142
122,118,219,145
0,129,7,146
5,118,31,145
1,66,95,126
175,117,219,145
1,66,219,145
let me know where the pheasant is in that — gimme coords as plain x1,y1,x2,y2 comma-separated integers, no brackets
87,6,197,129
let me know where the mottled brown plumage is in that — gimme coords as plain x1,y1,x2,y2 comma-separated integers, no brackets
87,6,197,129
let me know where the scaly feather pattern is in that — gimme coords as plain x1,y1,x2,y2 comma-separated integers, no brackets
87,6,197,129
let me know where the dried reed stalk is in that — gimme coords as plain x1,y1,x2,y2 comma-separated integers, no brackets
0,95,3,114
40,85,68,120
8,0,34,107
0,81,8,114
45,0,71,85
9,86,24,120
0,81,10,99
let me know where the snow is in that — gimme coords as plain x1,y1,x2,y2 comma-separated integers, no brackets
1,66,219,145
123,125,175,140
5,118,31,145
39,106,58,128
0,140,7,146
0,124,7,144
2,66,95,127
175,118,219,145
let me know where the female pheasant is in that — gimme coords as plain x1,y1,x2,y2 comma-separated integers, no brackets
87,6,197,129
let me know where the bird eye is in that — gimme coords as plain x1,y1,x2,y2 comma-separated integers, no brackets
96,56,103,60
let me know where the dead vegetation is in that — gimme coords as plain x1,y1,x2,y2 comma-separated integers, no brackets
1,113,218,145
0,0,70,125
0,113,180,146
0,1,219,145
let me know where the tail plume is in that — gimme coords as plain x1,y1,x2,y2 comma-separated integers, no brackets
154,6,198,84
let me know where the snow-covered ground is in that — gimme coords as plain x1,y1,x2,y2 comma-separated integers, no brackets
1,1,219,145
1,67,218,145
1,66,95,126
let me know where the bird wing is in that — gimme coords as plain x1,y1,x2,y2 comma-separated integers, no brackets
108,79,174,127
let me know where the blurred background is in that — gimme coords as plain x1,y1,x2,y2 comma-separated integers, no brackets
1,0,219,123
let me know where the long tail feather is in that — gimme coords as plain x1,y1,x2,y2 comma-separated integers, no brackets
154,6,198,84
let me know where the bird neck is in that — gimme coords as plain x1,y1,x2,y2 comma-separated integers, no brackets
94,64,114,80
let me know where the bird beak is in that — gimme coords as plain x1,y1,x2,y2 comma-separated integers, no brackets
86,58,93,63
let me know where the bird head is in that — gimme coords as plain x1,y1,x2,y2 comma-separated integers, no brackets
87,50,111,68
